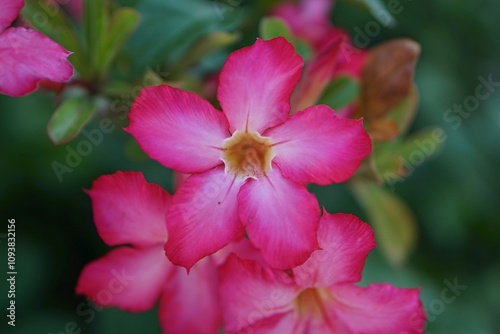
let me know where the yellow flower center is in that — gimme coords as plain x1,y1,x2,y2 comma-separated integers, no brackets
295,288,333,321
222,131,274,179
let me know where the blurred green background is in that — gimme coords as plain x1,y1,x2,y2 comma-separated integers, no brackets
1,0,499,333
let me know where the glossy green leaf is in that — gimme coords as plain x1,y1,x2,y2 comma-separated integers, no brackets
340,0,396,27
351,180,417,266
318,75,360,110
47,96,99,145
372,127,447,185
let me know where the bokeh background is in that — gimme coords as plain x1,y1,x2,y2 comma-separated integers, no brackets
1,0,499,333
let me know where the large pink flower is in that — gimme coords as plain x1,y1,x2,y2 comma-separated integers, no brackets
126,37,371,270
219,212,426,333
75,172,221,334
0,0,73,96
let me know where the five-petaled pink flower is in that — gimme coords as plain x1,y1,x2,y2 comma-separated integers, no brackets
219,212,426,333
126,37,372,270
0,0,73,96
75,171,222,333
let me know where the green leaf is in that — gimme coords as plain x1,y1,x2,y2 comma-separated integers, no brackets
372,127,446,185
258,17,313,60
47,96,99,145
21,1,84,73
125,0,245,77
351,180,417,266
318,75,360,110
174,31,241,72
97,7,141,77
83,0,108,80
259,17,294,41
339,0,396,27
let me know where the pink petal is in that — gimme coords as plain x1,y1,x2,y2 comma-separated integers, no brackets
173,172,190,191
326,283,426,334
0,28,73,97
212,237,267,267
0,0,23,32
217,37,302,133
159,258,221,334
331,29,367,79
238,168,320,269
272,0,332,48
86,171,170,248
165,166,245,270
76,246,171,312
219,255,299,333
291,36,344,112
265,105,372,185
126,85,229,174
64,0,83,20
293,213,376,288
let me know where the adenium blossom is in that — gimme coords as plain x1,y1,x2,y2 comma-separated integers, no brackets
0,0,73,96
126,37,371,270
273,0,366,78
219,212,426,333
75,171,221,333
272,0,366,112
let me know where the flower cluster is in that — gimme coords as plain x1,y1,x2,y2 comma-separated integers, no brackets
77,32,425,333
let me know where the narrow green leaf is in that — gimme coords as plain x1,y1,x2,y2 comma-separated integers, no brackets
351,180,417,266
83,0,108,80
259,17,294,41
47,96,99,145
97,8,141,77
318,75,360,110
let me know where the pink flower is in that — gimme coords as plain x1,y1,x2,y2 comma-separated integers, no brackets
75,172,221,333
273,0,366,113
0,0,73,97
126,37,371,270
219,212,426,333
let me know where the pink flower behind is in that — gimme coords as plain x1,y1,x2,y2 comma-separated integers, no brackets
75,171,221,334
0,0,73,97
219,212,426,333
273,0,366,113
126,37,372,271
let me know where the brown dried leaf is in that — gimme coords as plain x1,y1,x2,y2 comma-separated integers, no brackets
357,39,421,119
